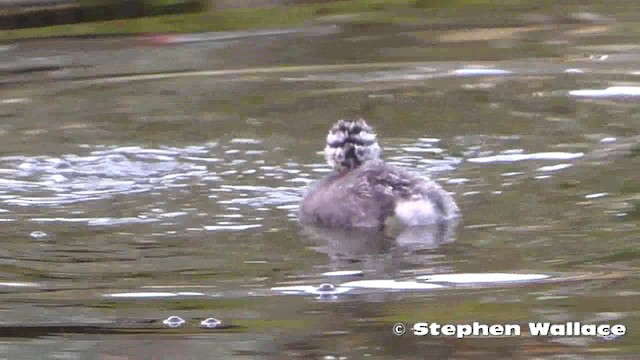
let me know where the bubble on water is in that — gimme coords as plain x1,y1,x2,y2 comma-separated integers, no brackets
599,333,621,341
29,231,48,239
317,283,335,292
163,316,186,328
200,317,222,329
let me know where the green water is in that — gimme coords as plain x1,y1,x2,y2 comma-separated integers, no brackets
0,2,639,358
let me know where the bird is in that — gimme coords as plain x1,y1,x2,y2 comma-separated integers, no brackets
298,119,460,230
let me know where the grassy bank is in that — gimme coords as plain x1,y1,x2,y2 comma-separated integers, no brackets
0,0,552,41
0,0,413,41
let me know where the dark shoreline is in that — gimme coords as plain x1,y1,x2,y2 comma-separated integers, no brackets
1,0,205,30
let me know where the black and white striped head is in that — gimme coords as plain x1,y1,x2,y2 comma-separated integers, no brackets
324,119,381,171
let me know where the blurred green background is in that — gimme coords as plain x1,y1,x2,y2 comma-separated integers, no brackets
1,0,552,41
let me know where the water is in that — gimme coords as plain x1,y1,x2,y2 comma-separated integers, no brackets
1,3,640,358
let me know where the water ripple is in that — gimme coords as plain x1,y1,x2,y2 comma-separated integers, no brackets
0,142,280,209
31,217,157,226
451,68,513,76
204,224,262,231
468,152,584,163
0,147,211,207
569,86,640,97
106,292,206,298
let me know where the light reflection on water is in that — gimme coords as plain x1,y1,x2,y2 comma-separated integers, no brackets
2,6,640,358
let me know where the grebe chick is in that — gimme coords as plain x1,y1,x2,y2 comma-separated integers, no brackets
298,119,460,229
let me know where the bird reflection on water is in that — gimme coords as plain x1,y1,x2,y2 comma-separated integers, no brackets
298,119,460,269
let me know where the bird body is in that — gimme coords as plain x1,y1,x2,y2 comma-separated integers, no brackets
299,120,460,229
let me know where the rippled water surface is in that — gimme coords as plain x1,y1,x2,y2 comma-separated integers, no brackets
1,3,640,358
